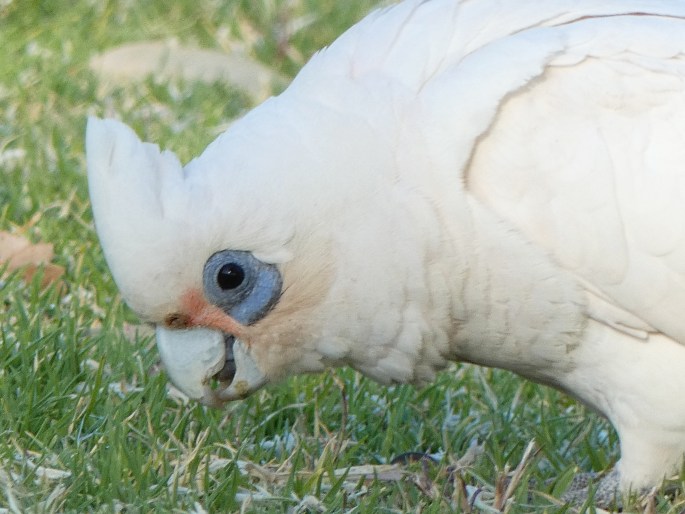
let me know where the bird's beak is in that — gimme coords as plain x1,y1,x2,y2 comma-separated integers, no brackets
155,326,267,407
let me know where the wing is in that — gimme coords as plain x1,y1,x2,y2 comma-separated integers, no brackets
297,0,685,343
463,13,685,343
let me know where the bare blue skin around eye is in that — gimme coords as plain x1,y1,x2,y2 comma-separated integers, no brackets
202,250,283,326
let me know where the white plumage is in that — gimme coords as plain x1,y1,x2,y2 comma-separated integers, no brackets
87,0,685,495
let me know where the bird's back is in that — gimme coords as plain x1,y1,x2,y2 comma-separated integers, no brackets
296,0,685,345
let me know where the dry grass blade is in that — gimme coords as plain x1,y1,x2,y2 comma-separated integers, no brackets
499,439,539,512
640,487,658,514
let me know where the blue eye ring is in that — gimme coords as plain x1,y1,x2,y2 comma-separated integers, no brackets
203,250,283,325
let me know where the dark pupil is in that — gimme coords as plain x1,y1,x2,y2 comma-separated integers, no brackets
217,263,245,290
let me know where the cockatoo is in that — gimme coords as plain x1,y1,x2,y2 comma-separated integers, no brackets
87,0,685,499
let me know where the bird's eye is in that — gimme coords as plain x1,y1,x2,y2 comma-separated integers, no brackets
203,249,283,325
217,262,245,290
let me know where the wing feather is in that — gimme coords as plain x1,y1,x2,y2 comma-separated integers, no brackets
306,0,685,343
464,17,685,343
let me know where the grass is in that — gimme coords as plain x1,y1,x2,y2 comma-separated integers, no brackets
0,0,684,512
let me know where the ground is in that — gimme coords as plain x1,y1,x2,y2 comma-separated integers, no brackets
0,0,683,512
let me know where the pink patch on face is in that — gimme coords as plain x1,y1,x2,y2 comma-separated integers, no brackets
180,288,246,337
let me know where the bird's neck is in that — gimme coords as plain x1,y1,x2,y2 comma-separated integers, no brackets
444,197,587,384
323,188,587,389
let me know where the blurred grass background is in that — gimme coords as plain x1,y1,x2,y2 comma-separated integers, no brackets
0,0,681,512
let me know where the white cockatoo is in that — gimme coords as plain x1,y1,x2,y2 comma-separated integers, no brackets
87,0,685,498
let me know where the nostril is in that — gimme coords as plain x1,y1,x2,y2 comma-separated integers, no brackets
164,312,191,329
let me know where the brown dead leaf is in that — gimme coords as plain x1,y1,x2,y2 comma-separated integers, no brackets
0,231,65,290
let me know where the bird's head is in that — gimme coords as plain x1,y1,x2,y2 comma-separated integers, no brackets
86,95,449,406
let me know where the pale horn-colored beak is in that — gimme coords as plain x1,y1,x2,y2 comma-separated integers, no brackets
155,326,267,407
